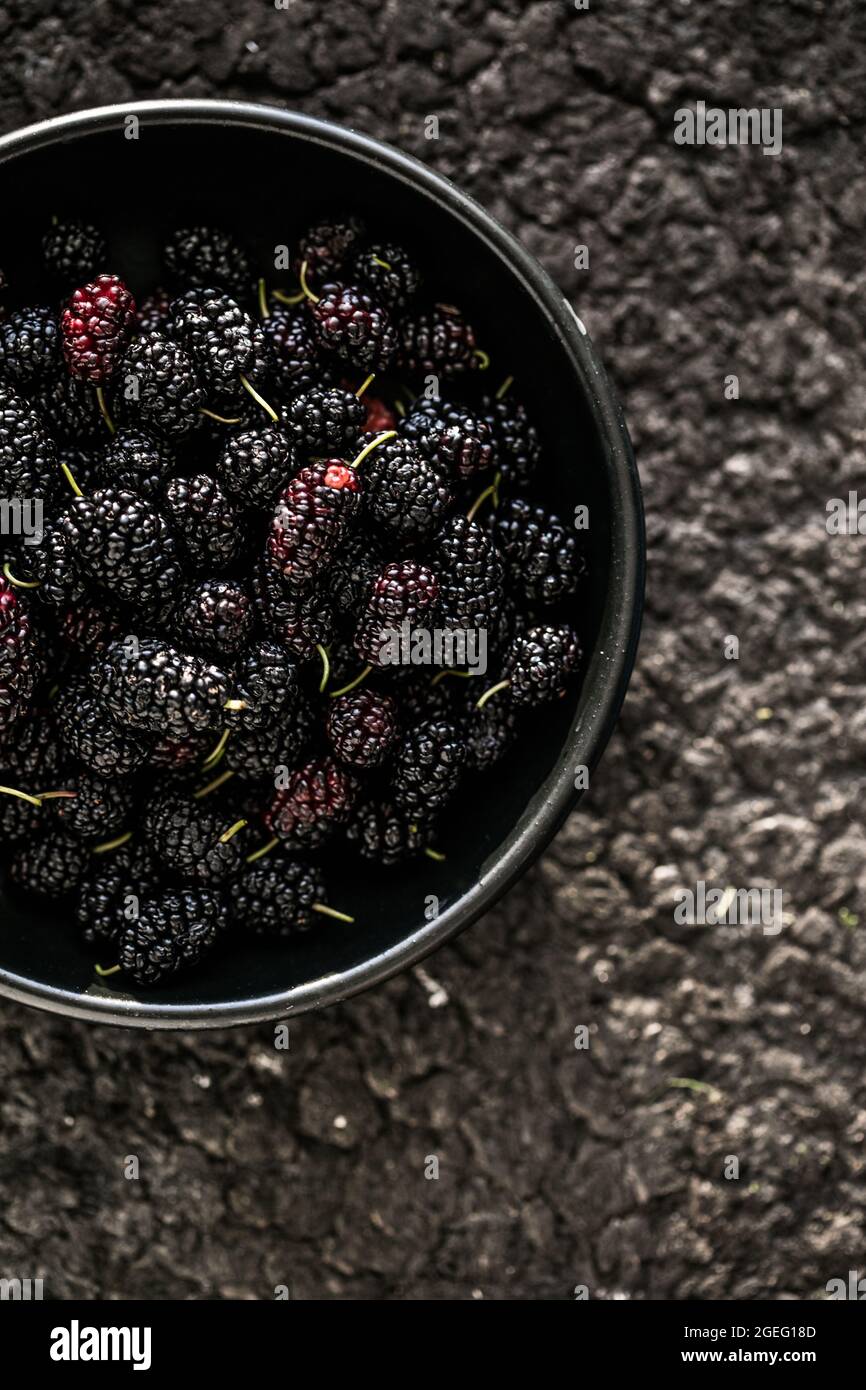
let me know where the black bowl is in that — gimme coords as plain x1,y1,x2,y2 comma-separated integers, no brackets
0,100,644,1028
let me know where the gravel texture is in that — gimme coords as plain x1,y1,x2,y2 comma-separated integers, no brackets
1,0,864,1301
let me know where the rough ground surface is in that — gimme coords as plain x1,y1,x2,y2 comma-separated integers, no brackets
1,0,865,1301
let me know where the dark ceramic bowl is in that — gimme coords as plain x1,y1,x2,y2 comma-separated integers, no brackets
0,100,644,1028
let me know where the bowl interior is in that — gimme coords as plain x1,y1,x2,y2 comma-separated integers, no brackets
0,111,629,1021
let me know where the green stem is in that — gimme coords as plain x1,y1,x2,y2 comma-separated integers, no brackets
298,259,320,304
95,385,115,435
219,818,248,844
92,831,133,855
312,903,355,924
350,430,396,470
466,471,502,522
201,407,244,425
246,836,279,864
61,461,83,498
476,678,510,711
239,374,279,423
2,563,40,589
431,668,479,687
0,785,42,807
202,728,231,770
193,769,236,800
329,665,373,699
316,644,331,694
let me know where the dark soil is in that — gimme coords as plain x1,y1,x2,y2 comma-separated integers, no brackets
1,0,864,1300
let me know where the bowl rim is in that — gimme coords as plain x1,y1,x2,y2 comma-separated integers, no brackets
0,98,645,1029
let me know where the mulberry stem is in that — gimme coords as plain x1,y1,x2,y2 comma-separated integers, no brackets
202,728,231,770
329,665,372,699
239,374,279,423
273,288,305,307
2,563,40,589
312,903,355,923
257,278,271,320
61,460,83,497
474,349,491,370
355,372,376,399
219,818,248,844
495,374,514,400
476,678,511,710
316,644,331,694
298,260,320,304
246,836,278,864
350,430,396,470
201,407,244,424
95,385,115,434
425,848,446,862
431,668,479,687
95,963,121,978
193,769,236,800
466,471,502,522
0,785,42,807
92,830,133,854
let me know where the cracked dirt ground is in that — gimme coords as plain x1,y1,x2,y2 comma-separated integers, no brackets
1,0,865,1300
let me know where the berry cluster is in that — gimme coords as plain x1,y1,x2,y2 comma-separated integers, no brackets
0,216,587,989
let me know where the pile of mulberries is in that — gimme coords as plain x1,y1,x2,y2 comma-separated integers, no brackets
0,216,587,989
